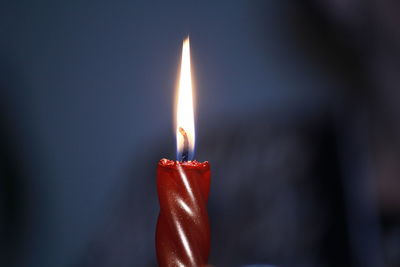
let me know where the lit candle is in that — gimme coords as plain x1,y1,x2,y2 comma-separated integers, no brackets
156,37,211,267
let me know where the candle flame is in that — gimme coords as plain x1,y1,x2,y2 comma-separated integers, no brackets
176,36,195,160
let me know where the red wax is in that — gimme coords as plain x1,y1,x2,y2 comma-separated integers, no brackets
156,158,211,267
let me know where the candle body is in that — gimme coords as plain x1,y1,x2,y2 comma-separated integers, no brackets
156,159,211,267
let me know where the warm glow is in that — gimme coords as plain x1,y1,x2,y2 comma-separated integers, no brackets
176,36,195,160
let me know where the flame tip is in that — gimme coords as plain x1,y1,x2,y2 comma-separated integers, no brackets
183,36,190,44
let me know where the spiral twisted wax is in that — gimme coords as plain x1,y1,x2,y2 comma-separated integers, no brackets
156,159,211,267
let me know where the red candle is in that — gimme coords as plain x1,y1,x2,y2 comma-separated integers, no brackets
156,159,211,266
156,37,211,266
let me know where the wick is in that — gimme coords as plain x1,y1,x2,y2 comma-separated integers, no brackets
179,127,189,162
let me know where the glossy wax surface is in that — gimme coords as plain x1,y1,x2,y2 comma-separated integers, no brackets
156,159,211,267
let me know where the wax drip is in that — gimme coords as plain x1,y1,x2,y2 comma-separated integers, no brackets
179,127,189,162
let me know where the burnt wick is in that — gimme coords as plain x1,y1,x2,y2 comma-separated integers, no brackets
179,127,189,162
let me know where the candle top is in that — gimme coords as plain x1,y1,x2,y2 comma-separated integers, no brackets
159,158,209,169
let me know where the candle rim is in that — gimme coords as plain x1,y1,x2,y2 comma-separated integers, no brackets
158,158,209,169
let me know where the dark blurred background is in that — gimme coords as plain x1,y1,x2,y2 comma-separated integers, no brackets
1,0,400,266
